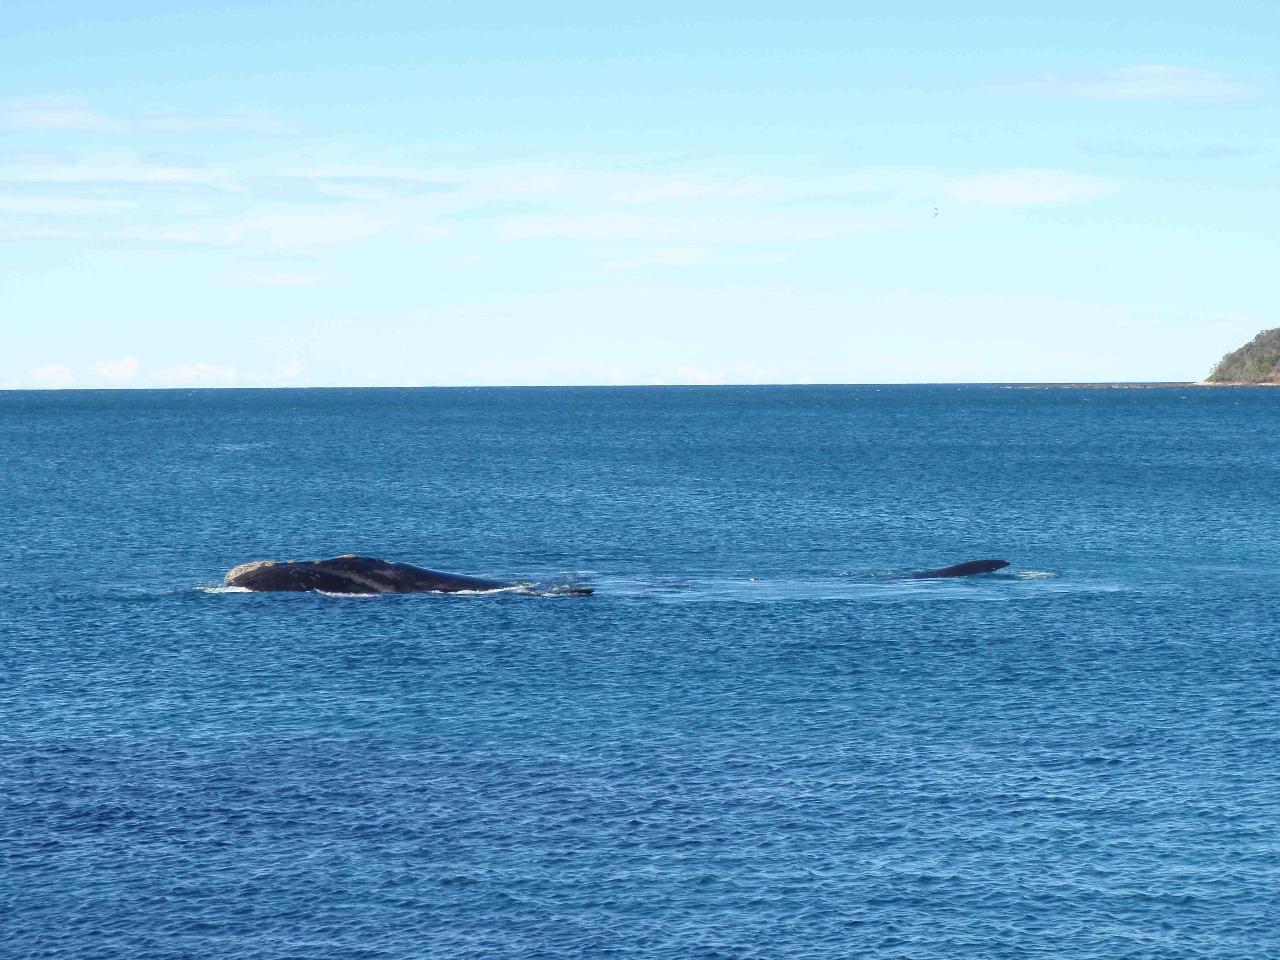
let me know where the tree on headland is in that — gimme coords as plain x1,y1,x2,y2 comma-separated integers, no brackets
1206,327,1280,384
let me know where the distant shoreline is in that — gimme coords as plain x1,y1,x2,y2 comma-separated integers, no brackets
1191,380,1280,388
1021,381,1280,389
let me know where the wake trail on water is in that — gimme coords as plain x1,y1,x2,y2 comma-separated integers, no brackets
584,570,1109,604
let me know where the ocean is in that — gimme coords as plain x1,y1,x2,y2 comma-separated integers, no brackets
2,385,1278,958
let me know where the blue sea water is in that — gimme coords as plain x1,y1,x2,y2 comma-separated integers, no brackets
2,384,1279,959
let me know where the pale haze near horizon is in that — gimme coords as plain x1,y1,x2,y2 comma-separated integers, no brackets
1,2,1276,389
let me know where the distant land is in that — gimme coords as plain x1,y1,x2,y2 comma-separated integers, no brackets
1203,327,1280,385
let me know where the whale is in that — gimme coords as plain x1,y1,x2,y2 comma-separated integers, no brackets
908,559,1010,579
223,555,593,595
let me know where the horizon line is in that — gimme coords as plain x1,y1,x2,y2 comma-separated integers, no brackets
2,380,1247,393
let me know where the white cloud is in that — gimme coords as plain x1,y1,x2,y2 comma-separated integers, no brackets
92,356,140,382
154,362,238,386
945,169,1115,207
114,213,393,251
117,226,211,244
481,174,562,196
1041,65,1258,103
595,248,788,272
0,225,93,240
224,213,393,250
675,366,726,385
0,156,231,188
0,149,917,258
604,367,630,385
499,212,879,243
1,97,296,135
1078,138,1261,160
2,98,119,133
414,225,454,241
26,364,75,388
499,212,672,241
230,271,328,287
599,247,709,271
247,362,305,385
654,364,769,385
609,177,767,205
0,196,134,216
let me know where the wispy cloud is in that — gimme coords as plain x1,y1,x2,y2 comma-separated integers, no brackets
26,358,304,389
593,247,786,272
608,176,768,205
11,357,307,388
25,364,75,388
675,366,726,386
499,211,880,243
0,134,1112,267
223,213,393,250
498,212,670,241
598,247,710,271
1037,65,1259,103
91,356,140,383
0,195,134,216
945,169,1115,207
1,97,297,135
0,155,232,188
413,225,454,241
154,362,239,387
1078,138,1261,160
112,213,393,251
246,362,305,386
229,271,328,287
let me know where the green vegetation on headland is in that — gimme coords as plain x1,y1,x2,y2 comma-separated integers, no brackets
1205,327,1280,384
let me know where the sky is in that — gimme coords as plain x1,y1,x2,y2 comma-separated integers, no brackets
1,1,1276,387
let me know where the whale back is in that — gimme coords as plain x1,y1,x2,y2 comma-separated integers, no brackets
224,560,276,584
318,555,512,593
909,559,1010,579
223,555,516,594
224,558,382,593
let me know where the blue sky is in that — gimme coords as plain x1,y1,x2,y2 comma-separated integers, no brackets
2,1,1276,386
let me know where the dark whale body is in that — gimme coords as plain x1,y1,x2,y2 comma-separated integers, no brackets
909,559,1010,579
224,555,593,595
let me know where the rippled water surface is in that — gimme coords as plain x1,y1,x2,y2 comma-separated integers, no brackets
3,385,1279,958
